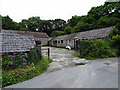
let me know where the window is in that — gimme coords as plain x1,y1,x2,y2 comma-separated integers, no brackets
35,41,41,46
69,40,71,43
53,41,57,43
61,40,63,43
55,40,57,43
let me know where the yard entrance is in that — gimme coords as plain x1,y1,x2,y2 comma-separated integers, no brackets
42,47,89,72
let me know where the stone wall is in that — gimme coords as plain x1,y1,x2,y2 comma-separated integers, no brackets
35,38,50,46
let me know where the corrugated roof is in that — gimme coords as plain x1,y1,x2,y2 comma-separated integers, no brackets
1,30,49,38
1,33,35,53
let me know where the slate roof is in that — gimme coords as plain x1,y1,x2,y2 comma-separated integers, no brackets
52,33,76,41
73,26,113,40
1,30,49,38
52,26,113,41
0,33,35,53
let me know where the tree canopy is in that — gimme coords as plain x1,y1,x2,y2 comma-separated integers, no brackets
1,2,120,36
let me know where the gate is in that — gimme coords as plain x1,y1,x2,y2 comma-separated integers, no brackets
41,47,50,60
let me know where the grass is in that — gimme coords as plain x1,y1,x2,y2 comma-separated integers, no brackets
72,52,98,60
48,59,53,63
83,57,98,60
71,53,80,57
2,57,53,87
58,47,66,50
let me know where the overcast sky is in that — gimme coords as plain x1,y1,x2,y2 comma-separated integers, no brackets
0,0,106,22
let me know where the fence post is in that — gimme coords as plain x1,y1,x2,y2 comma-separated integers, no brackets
39,46,42,59
74,39,76,50
48,48,50,60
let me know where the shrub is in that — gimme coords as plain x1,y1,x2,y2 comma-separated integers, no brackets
79,39,117,60
2,57,50,87
107,25,120,56
27,48,42,64
79,40,93,57
2,52,24,70
2,47,53,87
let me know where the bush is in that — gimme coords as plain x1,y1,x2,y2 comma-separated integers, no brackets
27,48,42,64
79,40,93,57
79,39,117,60
2,57,50,87
2,52,24,70
2,47,53,87
107,25,120,56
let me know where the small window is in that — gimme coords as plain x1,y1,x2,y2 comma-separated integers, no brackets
35,41,41,46
58,41,60,43
53,41,57,43
55,40,57,43
61,40,63,43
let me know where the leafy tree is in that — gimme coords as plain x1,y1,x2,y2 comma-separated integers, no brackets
2,15,22,30
20,17,66,36
107,24,120,53
73,22,92,32
52,19,66,31
50,30,65,37
64,25,74,34
67,15,82,27
39,20,53,36
98,16,119,28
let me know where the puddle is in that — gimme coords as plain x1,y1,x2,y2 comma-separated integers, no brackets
75,63,85,66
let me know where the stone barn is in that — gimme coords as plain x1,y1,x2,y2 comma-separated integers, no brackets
1,30,49,46
0,32,35,53
49,33,76,48
0,31,36,67
49,26,113,49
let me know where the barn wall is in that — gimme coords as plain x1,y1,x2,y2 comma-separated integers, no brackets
35,38,50,46
49,39,75,49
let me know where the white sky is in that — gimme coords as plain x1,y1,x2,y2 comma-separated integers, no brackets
0,0,106,22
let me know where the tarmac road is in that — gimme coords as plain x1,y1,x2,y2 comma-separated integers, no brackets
5,58,119,88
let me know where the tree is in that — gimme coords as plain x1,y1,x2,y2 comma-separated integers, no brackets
50,30,65,37
73,22,92,32
64,25,74,34
52,19,66,31
2,15,22,30
67,15,82,27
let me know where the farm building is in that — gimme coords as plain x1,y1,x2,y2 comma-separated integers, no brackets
49,26,114,49
0,32,35,53
1,30,49,46
0,26,114,53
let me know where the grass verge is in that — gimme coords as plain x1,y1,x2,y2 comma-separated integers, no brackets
71,53,79,57
2,57,53,87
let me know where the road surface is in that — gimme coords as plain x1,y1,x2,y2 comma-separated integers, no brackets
5,47,119,88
